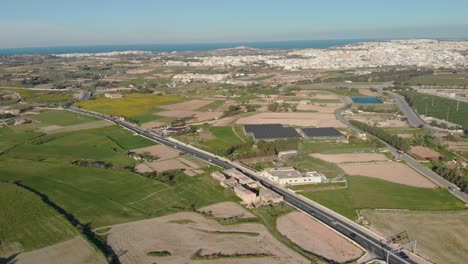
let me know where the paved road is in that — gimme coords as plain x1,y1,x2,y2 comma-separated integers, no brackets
334,87,468,203
68,105,421,264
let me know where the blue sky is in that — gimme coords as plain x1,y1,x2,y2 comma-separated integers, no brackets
1,0,468,48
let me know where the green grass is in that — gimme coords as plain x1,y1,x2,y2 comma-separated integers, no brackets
300,139,379,154
8,130,137,167
0,158,238,228
303,176,466,220
0,126,44,152
178,125,245,156
31,110,99,126
405,75,468,86
0,182,78,254
0,88,75,105
309,98,341,103
196,100,224,111
286,154,344,179
398,91,468,128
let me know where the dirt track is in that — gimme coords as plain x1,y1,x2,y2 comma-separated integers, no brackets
277,212,363,262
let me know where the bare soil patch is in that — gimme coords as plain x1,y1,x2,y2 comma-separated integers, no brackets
359,89,381,97
139,121,166,129
126,69,152,74
410,146,442,160
145,159,189,172
311,153,389,163
236,113,345,127
107,212,309,264
157,110,222,122
361,210,468,264
212,116,235,126
277,212,363,263
41,120,112,134
132,145,179,161
350,115,410,128
161,100,214,111
443,141,468,152
39,125,64,133
339,162,436,188
198,202,255,219
12,236,106,264
296,104,340,113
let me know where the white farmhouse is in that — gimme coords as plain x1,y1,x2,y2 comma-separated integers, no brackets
259,167,324,185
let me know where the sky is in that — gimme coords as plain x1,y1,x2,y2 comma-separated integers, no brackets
1,0,468,48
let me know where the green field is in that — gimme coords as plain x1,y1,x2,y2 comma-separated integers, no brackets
0,157,237,227
31,110,99,126
286,154,344,179
75,93,185,123
0,182,78,255
0,87,75,105
303,176,466,220
300,139,380,154
0,127,43,152
398,91,468,128
405,74,468,86
177,125,246,156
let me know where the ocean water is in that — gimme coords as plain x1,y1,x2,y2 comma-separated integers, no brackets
0,39,370,55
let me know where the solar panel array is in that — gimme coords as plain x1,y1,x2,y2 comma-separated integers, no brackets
244,124,301,140
300,127,344,138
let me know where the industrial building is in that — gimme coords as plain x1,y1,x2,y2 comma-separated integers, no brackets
300,127,345,139
244,124,301,141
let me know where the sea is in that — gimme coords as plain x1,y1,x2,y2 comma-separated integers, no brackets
0,39,371,55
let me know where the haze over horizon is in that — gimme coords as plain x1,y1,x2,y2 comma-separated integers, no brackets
2,0,468,49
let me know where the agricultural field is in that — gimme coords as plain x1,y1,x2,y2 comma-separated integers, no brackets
0,87,76,105
74,93,185,123
31,110,99,126
176,125,247,156
106,211,309,264
398,90,468,128
404,74,468,86
0,182,78,257
0,156,237,227
361,210,468,264
303,176,465,220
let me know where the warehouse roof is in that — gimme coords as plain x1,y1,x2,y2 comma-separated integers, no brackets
244,124,301,140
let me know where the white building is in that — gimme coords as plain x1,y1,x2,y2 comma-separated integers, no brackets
259,167,324,185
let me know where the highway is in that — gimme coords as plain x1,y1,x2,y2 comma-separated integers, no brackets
68,106,420,264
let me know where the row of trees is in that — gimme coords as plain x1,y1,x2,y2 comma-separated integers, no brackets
350,120,409,151
430,161,468,193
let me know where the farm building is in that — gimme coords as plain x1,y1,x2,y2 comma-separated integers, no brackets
300,127,345,139
244,124,301,141
259,167,325,185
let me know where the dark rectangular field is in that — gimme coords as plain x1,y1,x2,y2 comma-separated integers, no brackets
244,124,301,141
300,127,344,138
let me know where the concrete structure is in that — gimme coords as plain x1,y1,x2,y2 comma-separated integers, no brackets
104,93,123,99
234,184,258,204
210,169,283,206
278,150,298,159
259,167,324,185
